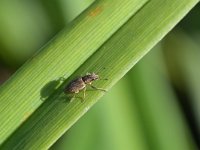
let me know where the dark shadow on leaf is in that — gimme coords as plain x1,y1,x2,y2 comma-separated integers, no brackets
40,77,65,101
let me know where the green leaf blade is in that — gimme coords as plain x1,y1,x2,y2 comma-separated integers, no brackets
0,0,147,144
0,0,199,149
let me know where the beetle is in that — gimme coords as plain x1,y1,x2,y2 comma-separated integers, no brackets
64,72,107,101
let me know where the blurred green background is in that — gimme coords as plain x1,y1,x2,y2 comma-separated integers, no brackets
0,1,199,150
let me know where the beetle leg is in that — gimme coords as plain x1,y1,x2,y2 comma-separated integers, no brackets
69,94,75,102
82,87,86,102
90,85,107,92
73,94,76,99
59,77,65,81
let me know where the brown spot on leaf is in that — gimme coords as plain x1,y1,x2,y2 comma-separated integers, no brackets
88,6,103,17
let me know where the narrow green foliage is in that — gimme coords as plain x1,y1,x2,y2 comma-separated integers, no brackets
164,30,200,128
0,0,147,144
129,46,196,150
0,0,199,149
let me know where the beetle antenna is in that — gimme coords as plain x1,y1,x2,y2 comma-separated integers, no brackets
96,67,106,75
99,78,108,80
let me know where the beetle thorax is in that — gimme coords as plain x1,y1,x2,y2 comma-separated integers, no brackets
82,73,99,84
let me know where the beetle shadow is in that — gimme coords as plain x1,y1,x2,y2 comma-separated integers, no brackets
40,77,65,101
